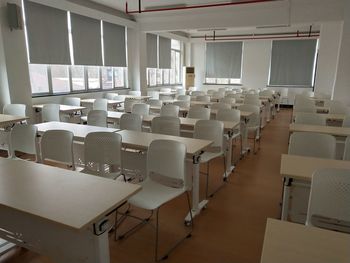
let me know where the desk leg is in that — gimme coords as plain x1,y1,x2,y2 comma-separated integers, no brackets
185,154,208,224
281,177,292,221
223,132,234,179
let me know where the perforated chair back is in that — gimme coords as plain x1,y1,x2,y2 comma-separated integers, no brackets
343,137,350,161
41,130,74,169
120,113,142,131
160,104,179,117
177,95,190,101
194,120,224,150
173,101,190,108
295,113,326,126
93,98,108,111
220,97,236,104
3,104,26,117
288,132,336,159
9,124,37,158
343,116,350,128
129,90,141,96
151,116,180,136
306,168,350,231
216,109,240,122
211,102,231,110
87,110,107,127
62,97,81,106
196,95,210,102
42,104,60,122
188,107,210,120
132,103,150,116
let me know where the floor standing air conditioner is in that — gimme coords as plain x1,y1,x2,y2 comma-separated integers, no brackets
183,67,195,91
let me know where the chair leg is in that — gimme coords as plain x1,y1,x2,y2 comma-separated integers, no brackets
205,162,210,199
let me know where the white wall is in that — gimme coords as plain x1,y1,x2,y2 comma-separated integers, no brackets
0,11,10,110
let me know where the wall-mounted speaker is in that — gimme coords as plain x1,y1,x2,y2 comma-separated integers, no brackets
7,3,23,30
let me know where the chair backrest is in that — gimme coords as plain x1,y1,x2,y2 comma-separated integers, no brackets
93,98,108,111
244,96,260,106
177,95,190,101
131,103,150,116
211,102,231,110
329,101,350,115
147,140,187,189
212,91,224,100
160,104,179,117
120,113,142,131
225,91,236,96
343,137,350,161
147,99,163,107
259,90,273,97
173,100,190,108
105,93,118,100
124,98,138,113
87,110,107,127
306,168,350,231
3,104,26,117
207,89,215,95
216,109,240,123
9,124,37,158
84,132,122,178
237,104,260,128
42,104,60,122
41,130,74,168
294,113,326,126
129,90,141,96
220,97,235,104
194,120,224,149
196,95,210,102
188,106,210,120
191,91,205,96
147,90,160,99
160,87,171,93
62,97,81,106
288,132,336,159
151,116,180,136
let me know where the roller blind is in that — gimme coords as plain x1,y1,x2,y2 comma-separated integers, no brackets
269,39,317,86
24,1,70,64
103,22,126,67
205,42,243,78
147,33,158,68
71,13,102,66
159,36,171,69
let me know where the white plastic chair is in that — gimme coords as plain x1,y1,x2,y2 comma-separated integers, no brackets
87,110,107,127
129,90,141,96
244,95,260,106
191,91,205,96
207,89,215,96
343,137,350,161
329,101,350,115
196,95,210,102
105,93,118,100
62,97,81,106
81,132,123,180
40,130,75,170
188,107,210,120
151,116,180,136
9,124,38,160
42,104,60,122
3,104,26,117
93,98,108,111
160,104,179,117
116,139,192,261
295,113,326,126
173,100,190,109
194,120,226,197
147,91,160,99
211,102,231,111
343,116,350,128
147,99,163,107
220,97,236,105
123,98,138,113
177,95,190,101
288,132,336,159
305,168,350,233
120,113,142,131
160,87,171,93
212,91,224,100
132,103,150,116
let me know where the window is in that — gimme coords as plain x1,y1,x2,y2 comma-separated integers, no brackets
268,39,318,87
114,67,126,88
87,66,100,90
71,65,85,91
102,67,113,90
205,78,242,85
51,65,70,93
29,64,49,94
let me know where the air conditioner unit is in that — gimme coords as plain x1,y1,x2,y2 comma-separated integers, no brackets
183,67,195,91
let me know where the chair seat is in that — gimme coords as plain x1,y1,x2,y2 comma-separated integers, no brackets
129,178,185,210
200,151,224,163
80,168,121,180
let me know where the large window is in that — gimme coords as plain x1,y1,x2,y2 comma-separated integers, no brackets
268,39,318,87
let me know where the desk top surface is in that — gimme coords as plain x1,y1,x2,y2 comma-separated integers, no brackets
260,218,350,263
0,158,140,230
280,154,350,181
80,99,124,105
289,123,350,136
116,130,212,155
123,95,152,100
35,122,118,140
292,112,346,120
0,114,29,127
33,104,86,112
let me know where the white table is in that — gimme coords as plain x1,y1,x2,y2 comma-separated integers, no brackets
0,157,140,263
33,104,86,114
116,130,212,224
280,154,350,220
80,99,124,109
0,114,29,129
261,218,350,263
289,123,350,137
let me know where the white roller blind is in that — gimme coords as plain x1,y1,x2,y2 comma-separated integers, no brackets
206,42,243,78
24,1,70,64
103,22,126,67
147,33,158,68
269,39,317,86
159,36,171,69
71,13,102,66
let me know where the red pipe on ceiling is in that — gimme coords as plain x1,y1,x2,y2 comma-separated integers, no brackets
126,0,282,14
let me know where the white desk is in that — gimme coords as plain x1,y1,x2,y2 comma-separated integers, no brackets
0,157,140,263
289,123,350,137
33,104,86,114
123,95,152,101
261,218,350,263
116,130,212,224
80,99,124,109
280,154,350,220
0,114,29,129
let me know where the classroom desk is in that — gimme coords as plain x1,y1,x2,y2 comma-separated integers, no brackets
289,123,350,137
280,154,350,220
116,130,212,224
260,218,350,263
80,99,124,109
32,104,86,114
0,157,140,263
189,101,215,107
0,114,29,129
149,105,190,116
292,111,346,120
123,95,152,101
